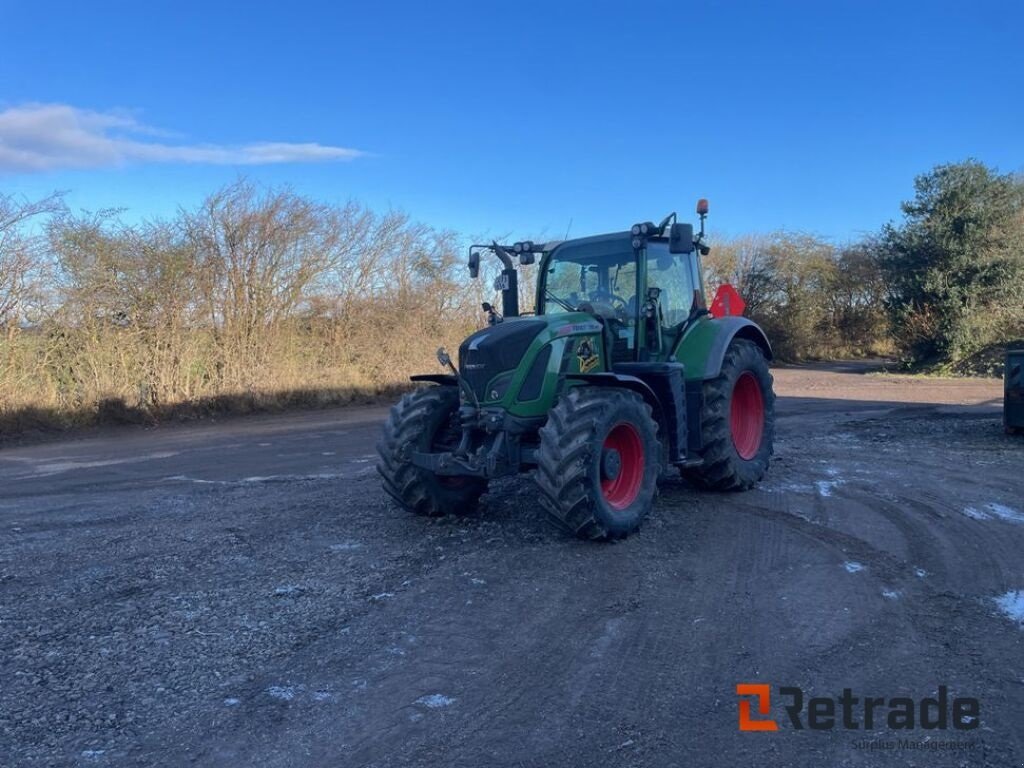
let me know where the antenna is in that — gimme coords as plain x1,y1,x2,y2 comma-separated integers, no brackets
563,217,573,240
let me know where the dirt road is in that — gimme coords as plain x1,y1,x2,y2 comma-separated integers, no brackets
2,363,1021,767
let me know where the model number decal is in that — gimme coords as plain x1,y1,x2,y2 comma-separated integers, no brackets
557,321,602,336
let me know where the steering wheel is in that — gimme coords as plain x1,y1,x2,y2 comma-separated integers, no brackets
590,289,630,314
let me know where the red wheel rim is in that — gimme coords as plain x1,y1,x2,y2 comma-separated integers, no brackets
600,422,645,509
730,372,765,460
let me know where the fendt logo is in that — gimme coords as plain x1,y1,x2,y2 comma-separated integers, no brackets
736,683,980,733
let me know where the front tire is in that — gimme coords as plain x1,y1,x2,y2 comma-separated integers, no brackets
377,387,488,516
535,387,661,540
683,339,775,491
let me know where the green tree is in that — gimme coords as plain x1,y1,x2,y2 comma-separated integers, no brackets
876,160,1024,365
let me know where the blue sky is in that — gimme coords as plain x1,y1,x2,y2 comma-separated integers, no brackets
1,0,1022,243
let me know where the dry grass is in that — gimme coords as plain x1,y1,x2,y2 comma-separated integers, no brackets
0,308,478,435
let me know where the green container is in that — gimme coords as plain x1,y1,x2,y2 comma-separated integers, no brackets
1006,349,1024,433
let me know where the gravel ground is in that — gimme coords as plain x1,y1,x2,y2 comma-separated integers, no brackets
1,362,1021,767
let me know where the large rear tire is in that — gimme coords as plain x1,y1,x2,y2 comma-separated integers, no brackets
535,387,661,540
377,387,488,516
683,339,775,491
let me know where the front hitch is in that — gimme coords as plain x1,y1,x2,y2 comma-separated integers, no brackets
411,426,515,479
410,450,490,477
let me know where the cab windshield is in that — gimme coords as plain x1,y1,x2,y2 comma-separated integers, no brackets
542,249,637,317
541,239,697,325
540,235,701,360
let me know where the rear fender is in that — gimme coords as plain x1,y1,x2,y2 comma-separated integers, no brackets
675,316,772,380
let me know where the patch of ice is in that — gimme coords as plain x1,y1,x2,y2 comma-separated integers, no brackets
81,750,106,760
240,473,345,483
994,591,1024,627
274,584,303,597
764,471,845,497
882,589,901,600
760,481,816,494
223,697,241,706
312,691,335,702
416,693,455,709
914,568,928,578
370,592,394,601
169,472,345,485
816,477,846,497
986,503,1024,523
31,451,178,477
843,561,865,573
963,503,1024,523
267,685,297,701
470,578,486,585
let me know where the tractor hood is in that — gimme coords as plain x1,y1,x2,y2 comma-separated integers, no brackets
457,313,604,404
458,318,548,401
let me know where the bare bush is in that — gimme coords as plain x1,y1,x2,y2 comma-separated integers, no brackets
0,192,63,327
1,180,487,428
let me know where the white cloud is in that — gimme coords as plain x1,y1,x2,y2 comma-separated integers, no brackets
0,103,364,173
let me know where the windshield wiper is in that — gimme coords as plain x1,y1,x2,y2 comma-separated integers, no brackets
545,289,575,312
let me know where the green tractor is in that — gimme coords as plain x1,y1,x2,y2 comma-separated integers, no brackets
377,201,775,539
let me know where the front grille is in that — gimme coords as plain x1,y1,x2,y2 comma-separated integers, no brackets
518,344,552,402
459,320,546,401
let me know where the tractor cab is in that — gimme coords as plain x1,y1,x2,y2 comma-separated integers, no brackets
538,228,704,364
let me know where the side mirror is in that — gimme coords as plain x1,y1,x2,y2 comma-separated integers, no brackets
669,222,695,254
468,251,480,278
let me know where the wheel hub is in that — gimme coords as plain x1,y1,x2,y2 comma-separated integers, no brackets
599,422,645,510
601,447,622,481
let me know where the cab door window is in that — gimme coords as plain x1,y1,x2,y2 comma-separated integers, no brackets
645,241,695,327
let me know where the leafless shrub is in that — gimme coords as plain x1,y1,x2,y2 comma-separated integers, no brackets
0,191,63,327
